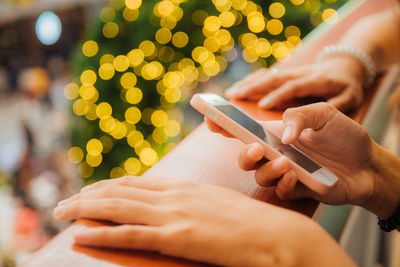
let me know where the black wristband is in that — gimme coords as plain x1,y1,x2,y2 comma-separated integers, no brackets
378,206,400,232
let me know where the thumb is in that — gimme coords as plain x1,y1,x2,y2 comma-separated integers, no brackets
281,102,338,144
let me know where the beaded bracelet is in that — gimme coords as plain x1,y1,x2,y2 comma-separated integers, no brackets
317,44,377,89
378,206,400,232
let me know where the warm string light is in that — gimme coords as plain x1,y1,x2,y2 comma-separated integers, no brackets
65,0,342,182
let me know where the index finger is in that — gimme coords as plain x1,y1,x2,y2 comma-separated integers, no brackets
204,116,234,138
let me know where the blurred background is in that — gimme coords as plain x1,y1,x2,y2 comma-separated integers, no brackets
0,0,348,265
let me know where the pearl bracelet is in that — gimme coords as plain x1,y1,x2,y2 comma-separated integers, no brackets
317,45,377,88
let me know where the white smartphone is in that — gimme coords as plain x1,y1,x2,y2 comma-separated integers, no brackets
190,93,338,194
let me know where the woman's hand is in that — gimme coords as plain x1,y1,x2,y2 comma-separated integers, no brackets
225,57,365,112
206,103,375,206
54,177,355,267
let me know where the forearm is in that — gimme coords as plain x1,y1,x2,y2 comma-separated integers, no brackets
363,141,400,220
340,9,400,72
276,217,356,267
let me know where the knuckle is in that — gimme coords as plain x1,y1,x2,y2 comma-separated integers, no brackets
160,224,193,249
103,185,120,196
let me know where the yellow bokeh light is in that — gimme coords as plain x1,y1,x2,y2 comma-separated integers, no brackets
267,19,283,35
73,99,89,116
164,120,180,137
80,85,97,101
172,31,189,48
99,7,115,23
256,38,272,58
204,16,221,32
152,127,168,144
110,121,128,139
322,8,338,24
269,2,286,18
290,0,305,5
141,61,164,80
99,135,114,153
67,146,84,164
85,104,98,121
120,72,137,88
272,41,289,60
127,49,145,67
151,110,168,127
232,0,247,11
96,102,112,119
287,36,302,46
241,1,257,16
215,29,231,46
125,0,142,9
219,11,236,28
204,37,220,53
157,0,175,17
139,40,156,57
113,55,130,72
247,12,265,33
103,22,119,38
284,25,301,38
240,32,257,47
192,46,209,63
110,167,126,179
80,70,97,85
64,83,79,100
86,153,102,167
126,87,143,104
160,16,177,30
172,6,183,21
99,63,115,80
99,117,116,133
79,162,94,178
125,107,141,124
127,130,144,148
242,47,258,63
123,8,139,22
164,87,182,103
86,138,103,156
82,41,99,57
155,28,172,44
100,54,115,65
124,157,141,175
162,71,183,88
139,148,158,166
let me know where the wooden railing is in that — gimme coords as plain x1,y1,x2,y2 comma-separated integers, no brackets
22,0,393,266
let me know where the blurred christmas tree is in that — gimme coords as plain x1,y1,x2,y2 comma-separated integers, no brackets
64,0,348,183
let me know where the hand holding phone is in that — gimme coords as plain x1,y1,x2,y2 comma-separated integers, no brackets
191,93,339,194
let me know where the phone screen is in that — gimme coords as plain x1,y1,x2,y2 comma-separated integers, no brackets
214,104,321,173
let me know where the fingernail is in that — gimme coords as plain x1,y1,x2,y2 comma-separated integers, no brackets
259,97,272,108
282,125,293,144
74,230,90,242
53,206,65,217
247,144,262,159
272,157,289,172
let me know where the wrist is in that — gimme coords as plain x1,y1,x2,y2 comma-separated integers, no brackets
318,56,365,88
363,141,400,219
